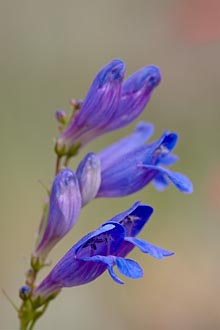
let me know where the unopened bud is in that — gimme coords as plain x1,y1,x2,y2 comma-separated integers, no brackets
76,153,101,206
19,285,31,300
56,110,67,124
69,98,83,110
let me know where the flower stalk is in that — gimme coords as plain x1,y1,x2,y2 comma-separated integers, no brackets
9,59,193,329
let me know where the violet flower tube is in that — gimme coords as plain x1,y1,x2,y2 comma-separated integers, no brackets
34,169,82,260
33,202,173,301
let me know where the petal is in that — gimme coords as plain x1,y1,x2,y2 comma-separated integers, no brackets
125,237,174,259
115,257,143,279
108,204,154,237
143,164,193,194
158,154,179,166
98,122,154,171
152,173,170,191
161,133,178,152
82,255,124,284
104,201,142,224
75,222,125,258
82,255,143,283
146,132,178,165
76,153,101,206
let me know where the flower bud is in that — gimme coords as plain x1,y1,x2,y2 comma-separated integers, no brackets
76,153,101,206
55,110,67,124
19,285,31,300
34,169,81,260
106,65,161,131
57,59,125,154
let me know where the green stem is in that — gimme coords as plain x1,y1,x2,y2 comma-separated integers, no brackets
19,300,50,330
28,302,49,330
64,156,70,168
55,156,62,175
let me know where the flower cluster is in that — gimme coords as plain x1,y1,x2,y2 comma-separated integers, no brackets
18,59,193,328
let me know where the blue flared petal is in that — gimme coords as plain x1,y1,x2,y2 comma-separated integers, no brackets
158,154,179,166
82,255,144,283
82,255,124,284
162,133,178,152
103,201,141,224
143,165,193,194
75,222,125,257
152,173,170,191
115,257,143,279
104,202,153,237
108,266,124,284
125,237,174,259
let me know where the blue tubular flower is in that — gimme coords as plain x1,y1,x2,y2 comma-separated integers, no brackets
56,59,125,155
97,125,193,197
33,203,173,300
34,169,82,260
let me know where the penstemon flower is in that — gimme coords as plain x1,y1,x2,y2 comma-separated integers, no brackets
33,203,173,301
11,59,193,330
56,59,125,157
97,128,193,196
56,60,161,158
76,122,193,203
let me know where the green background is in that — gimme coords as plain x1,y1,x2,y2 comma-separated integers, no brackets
1,0,220,329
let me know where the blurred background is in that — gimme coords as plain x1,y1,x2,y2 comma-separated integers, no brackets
1,0,220,329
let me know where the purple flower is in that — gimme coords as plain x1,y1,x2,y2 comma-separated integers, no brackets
96,122,193,197
56,60,161,156
34,169,81,260
33,202,173,300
